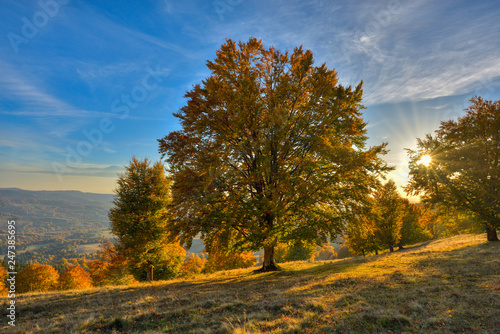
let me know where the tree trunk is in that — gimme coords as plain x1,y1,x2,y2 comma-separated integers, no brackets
486,225,499,241
389,244,394,253
146,264,154,282
257,246,280,272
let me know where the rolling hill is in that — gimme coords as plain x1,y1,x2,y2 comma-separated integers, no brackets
0,188,114,262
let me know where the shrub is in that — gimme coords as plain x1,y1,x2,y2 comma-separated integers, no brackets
59,264,93,290
314,244,337,261
180,255,207,277
0,265,8,296
89,240,137,286
205,251,256,273
17,264,59,293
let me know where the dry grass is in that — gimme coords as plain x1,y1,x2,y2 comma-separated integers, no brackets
1,234,499,333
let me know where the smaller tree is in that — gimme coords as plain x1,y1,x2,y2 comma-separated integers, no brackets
336,245,352,259
180,255,207,277
110,158,182,282
345,215,381,256
398,200,431,249
59,264,93,290
128,242,185,281
282,240,317,262
372,180,405,252
17,264,59,293
314,244,337,261
271,240,317,263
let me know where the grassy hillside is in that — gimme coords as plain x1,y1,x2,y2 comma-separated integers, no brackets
2,234,499,333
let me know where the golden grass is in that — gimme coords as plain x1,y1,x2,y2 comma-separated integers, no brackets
1,234,499,333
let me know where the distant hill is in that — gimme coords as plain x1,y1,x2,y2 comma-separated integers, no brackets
0,187,113,204
0,188,205,264
0,188,113,233
0,188,114,263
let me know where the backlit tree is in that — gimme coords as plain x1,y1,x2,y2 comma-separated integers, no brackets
158,38,390,271
406,97,499,241
397,199,431,249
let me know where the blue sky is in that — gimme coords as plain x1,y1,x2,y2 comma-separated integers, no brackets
0,0,499,195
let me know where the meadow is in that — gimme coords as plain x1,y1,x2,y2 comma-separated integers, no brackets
2,234,498,333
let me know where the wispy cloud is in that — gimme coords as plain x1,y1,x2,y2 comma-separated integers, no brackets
210,0,500,105
333,1,500,104
0,60,116,121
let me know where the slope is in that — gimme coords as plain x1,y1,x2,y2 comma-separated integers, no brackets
2,234,499,333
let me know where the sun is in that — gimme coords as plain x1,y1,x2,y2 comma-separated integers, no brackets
418,154,432,166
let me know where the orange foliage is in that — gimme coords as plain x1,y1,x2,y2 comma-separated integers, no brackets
314,244,337,261
88,239,137,286
59,264,93,290
205,251,256,273
17,264,59,293
180,255,207,277
0,266,8,296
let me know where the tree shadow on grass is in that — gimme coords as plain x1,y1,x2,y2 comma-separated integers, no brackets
8,239,499,333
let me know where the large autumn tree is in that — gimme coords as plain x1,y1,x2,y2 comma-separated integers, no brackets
109,158,185,281
405,97,499,241
159,38,390,271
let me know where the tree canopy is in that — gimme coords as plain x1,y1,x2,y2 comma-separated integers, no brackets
159,38,391,271
405,97,499,241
